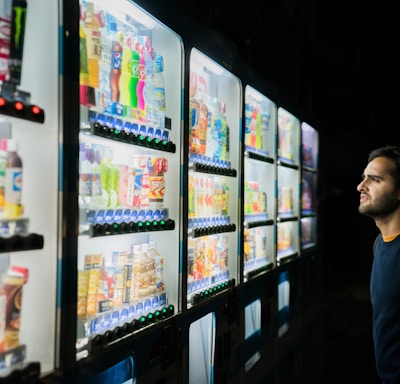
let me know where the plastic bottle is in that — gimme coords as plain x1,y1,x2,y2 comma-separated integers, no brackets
109,21,122,104
129,39,140,108
79,18,89,106
189,72,200,154
136,44,146,112
211,101,222,160
118,32,132,107
153,54,166,128
109,163,120,208
100,146,112,207
91,147,102,208
4,139,23,218
0,139,7,216
205,97,218,159
197,75,208,155
148,240,164,293
188,175,195,218
97,19,112,111
140,157,150,207
85,2,102,90
142,40,155,122
220,102,230,161
79,143,92,199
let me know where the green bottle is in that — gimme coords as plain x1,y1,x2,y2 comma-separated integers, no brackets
129,39,140,108
100,147,111,207
109,163,120,208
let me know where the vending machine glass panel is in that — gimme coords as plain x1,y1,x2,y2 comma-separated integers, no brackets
276,107,300,264
77,0,183,359
244,299,261,371
278,271,290,337
301,122,319,251
189,312,215,384
0,0,58,376
243,85,276,280
84,356,135,383
187,48,241,307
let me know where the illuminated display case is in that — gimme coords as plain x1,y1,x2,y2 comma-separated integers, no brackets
300,122,319,250
75,0,183,360
186,48,241,308
242,85,277,281
276,107,301,264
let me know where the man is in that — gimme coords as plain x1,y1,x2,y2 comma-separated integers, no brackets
357,145,400,383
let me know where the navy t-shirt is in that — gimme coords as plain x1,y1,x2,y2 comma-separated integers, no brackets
370,234,400,383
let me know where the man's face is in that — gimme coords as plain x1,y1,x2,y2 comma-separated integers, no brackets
357,156,400,219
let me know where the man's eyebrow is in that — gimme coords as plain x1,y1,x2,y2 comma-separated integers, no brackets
365,173,383,180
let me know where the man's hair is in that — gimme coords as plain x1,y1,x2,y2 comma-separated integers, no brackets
368,146,400,187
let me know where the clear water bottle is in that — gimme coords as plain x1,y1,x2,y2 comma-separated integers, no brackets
153,54,166,129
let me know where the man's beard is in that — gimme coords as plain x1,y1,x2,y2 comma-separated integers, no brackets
359,192,400,220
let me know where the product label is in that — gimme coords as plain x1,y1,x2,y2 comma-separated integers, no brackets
140,171,150,207
149,175,165,203
79,172,91,196
5,168,22,203
153,86,166,111
111,51,122,70
131,168,142,208
3,274,24,349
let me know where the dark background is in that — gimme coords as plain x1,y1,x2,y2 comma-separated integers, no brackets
168,1,399,381
172,0,399,285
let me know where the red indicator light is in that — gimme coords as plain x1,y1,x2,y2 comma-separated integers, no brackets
0,97,44,123
14,101,24,111
31,105,41,115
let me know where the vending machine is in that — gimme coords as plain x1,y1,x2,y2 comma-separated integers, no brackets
276,107,301,265
67,0,184,381
300,121,319,309
242,85,277,281
300,122,318,255
241,83,278,383
185,47,242,384
186,48,240,308
274,106,303,382
298,121,324,383
0,0,58,381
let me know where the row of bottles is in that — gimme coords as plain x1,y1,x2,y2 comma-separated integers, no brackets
80,1,166,128
189,72,230,165
79,139,168,211
188,175,229,218
77,239,165,323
